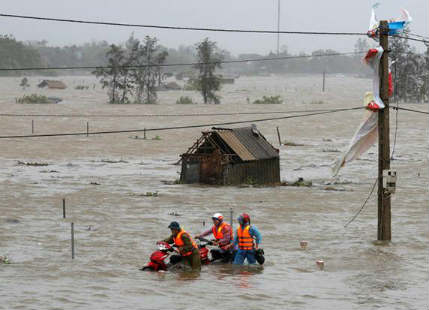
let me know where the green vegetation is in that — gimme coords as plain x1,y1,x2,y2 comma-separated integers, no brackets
152,135,162,140
20,77,30,89
176,96,194,104
0,35,42,76
253,95,283,104
93,35,168,104
194,38,223,104
15,94,50,104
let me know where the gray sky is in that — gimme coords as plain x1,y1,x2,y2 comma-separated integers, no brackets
1,0,427,55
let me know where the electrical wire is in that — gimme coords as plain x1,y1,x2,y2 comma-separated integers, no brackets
393,106,429,115
0,13,367,36
344,178,377,228
392,34,429,45
0,108,346,118
0,51,364,72
0,106,363,139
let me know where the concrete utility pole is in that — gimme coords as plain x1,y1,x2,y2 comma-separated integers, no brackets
277,0,281,55
378,21,391,241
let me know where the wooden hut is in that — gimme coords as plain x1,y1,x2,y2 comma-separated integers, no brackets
180,125,280,185
38,80,67,89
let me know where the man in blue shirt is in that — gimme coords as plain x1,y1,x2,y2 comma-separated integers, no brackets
229,213,262,265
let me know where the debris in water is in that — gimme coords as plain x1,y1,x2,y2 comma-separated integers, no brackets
90,182,101,186
316,260,324,270
300,241,308,249
5,218,20,224
322,148,341,153
281,178,312,187
161,180,181,185
168,211,182,216
17,161,49,167
283,141,305,147
323,186,347,192
99,159,128,164
0,256,10,264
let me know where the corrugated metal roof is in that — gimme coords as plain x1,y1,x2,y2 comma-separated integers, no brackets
215,127,279,161
216,130,256,161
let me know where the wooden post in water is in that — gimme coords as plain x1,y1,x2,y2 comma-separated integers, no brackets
31,120,34,134
322,71,326,92
62,198,66,219
86,122,89,137
71,222,75,259
144,128,147,140
377,20,391,241
276,126,282,146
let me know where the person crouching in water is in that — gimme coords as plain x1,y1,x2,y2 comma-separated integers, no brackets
195,213,233,263
161,221,201,271
229,213,261,265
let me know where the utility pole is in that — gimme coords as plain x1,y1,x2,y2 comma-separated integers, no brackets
277,0,281,55
378,20,391,241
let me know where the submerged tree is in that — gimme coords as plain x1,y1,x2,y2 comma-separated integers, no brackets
93,44,131,104
19,77,30,90
194,38,223,104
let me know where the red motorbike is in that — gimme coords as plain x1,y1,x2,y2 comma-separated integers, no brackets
140,240,211,272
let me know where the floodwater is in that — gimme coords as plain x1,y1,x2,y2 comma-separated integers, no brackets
0,75,428,309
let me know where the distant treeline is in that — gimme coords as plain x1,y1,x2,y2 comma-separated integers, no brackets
0,34,371,76
0,34,428,102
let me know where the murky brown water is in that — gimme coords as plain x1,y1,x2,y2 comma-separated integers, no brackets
0,75,428,309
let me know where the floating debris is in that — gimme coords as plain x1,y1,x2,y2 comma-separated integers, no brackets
5,218,20,224
168,211,182,216
17,161,49,167
40,170,59,173
323,186,346,192
281,178,312,187
322,148,341,153
99,159,128,164
161,180,181,185
90,182,101,186
0,256,10,264
283,141,305,147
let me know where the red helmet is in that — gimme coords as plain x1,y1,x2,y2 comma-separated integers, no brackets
242,213,250,224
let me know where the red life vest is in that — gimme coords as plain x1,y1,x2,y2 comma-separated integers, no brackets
237,225,254,250
173,229,198,256
212,222,233,243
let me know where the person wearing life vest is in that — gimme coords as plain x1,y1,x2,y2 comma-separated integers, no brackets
162,221,201,271
230,213,262,265
195,213,234,262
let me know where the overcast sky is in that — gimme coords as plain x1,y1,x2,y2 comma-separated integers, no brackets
1,0,427,55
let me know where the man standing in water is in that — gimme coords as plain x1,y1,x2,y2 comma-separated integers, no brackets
195,213,233,262
161,221,201,271
230,213,261,265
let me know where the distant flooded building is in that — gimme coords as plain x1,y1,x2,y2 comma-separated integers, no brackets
180,125,280,185
38,80,67,89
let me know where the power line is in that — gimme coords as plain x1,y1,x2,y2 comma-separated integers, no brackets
0,51,364,72
0,108,347,118
0,13,366,36
392,34,429,44
0,106,363,139
393,106,429,115
344,178,377,228
408,32,429,40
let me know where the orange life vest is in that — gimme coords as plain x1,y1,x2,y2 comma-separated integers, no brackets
237,225,254,250
212,222,233,245
173,229,198,256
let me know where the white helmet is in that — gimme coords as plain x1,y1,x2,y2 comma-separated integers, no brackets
212,213,224,221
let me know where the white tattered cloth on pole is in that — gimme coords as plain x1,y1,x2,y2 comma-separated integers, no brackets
332,6,411,176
